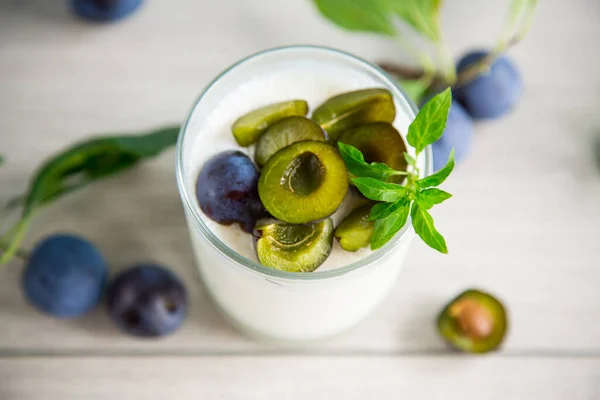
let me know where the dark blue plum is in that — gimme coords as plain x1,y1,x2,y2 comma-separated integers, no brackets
454,50,523,120
22,234,108,318
432,101,474,172
196,151,266,232
106,264,187,337
70,0,143,22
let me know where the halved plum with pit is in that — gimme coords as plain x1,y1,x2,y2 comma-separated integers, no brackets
258,141,348,224
255,218,333,272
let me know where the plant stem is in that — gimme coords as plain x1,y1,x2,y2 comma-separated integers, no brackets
454,37,520,87
456,0,537,88
0,217,31,264
0,240,30,262
435,39,457,85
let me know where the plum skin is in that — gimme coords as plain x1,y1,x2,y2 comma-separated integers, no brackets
69,0,144,22
432,101,474,172
196,151,265,232
454,50,523,120
105,264,188,337
22,234,108,318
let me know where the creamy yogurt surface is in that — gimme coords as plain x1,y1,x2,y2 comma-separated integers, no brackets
184,58,418,272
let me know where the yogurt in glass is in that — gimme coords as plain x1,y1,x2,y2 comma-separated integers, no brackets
176,46,432,342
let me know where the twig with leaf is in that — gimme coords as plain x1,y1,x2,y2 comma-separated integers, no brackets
313,0,538,102
0,126,180,264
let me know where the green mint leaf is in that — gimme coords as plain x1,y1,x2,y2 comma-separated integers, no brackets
411,203,448,253
337,142,400,181
400,78,431,105
416,188,452,210
369,196,409,220
371,197,411,249
312,0,397,36
406,87,452,154
404,152,417,168
417,148,455,188
386,0,443,41
352,177,406,202
0,125,179,264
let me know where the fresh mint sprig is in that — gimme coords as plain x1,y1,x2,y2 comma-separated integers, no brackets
337,88,454,253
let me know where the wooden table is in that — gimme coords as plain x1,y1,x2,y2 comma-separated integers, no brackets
1,0,599,398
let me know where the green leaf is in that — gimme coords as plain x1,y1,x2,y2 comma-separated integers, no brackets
352,177,406,202
416,188,452,210
386,0,443,41
0,155,4,166
400,78,431,104
312,0,397,36
411,203,447,253
337,142,402,181
404,152,417,168
406,87,452,154
371,197,411,249
0,125,180,264
418,148,455,188
369,196,409,220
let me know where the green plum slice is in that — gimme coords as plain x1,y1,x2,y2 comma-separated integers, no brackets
258,141,348,224
338,122,408,182
437,289,508,354
311,88,396,140
255,218,333,272
254,116,327,166
232,100,309,146
334,204,374,251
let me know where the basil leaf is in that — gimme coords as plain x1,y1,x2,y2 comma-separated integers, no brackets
371,197,411,249
418,148,455,188
369,196,409,220
406,88,452,154
404,152,417,168
312,0,397,36
352,177,406,202
0,125,179,264
416,188,452,210
337,142,400,181
411,203,448,253
387,0,443,41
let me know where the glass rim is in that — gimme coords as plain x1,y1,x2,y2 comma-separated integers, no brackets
175,44,432,281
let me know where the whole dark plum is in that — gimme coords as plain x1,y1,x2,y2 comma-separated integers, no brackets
196,151,265,232
454,50,522,120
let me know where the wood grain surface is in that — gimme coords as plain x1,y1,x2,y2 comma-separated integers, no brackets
1,0,599,398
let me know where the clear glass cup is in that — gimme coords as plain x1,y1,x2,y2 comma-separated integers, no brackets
176,45,432,342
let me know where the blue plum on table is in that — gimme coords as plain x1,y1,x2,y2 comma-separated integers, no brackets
70,0,143,22
454,50,523,120
432,101,474,172
196,151,266,232
22,234,108,318
106,264,188,337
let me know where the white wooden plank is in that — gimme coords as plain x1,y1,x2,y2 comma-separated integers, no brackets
1,0,599,354
0,356,598,400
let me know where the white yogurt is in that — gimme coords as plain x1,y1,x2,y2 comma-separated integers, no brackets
177,47,428,342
